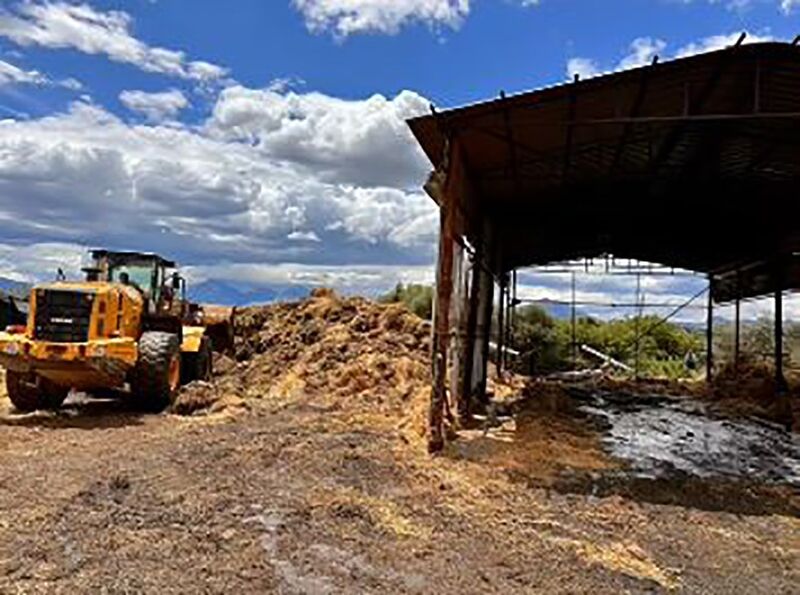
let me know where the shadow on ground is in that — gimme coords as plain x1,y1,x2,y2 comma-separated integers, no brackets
0,392,150,430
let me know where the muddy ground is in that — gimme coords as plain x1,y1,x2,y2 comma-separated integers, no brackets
0,291,798,594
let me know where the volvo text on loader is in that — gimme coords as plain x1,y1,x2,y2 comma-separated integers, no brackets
0,250,234,412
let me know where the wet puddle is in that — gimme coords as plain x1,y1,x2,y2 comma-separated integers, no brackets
568,387,800,490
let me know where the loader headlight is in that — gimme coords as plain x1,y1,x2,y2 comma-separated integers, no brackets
93,346,107,358
4,342,19,355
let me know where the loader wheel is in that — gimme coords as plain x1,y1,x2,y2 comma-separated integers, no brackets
6,371,68,412
181,336,213,384
131,331,181,412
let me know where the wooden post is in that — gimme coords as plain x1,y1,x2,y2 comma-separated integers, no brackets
429,204,455,453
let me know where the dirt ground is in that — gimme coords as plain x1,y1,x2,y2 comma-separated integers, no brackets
0,291,798,594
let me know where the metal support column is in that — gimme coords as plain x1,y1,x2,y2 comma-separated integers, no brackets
775,287,787,392
571,272,577,369
734,296,741,374
505,270,516,371
496,275,507,375
634,272,642,379
473,264,494,404
706,277,714,382
460,254,481,422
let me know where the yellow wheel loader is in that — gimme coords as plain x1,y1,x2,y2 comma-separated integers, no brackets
0,250,234,412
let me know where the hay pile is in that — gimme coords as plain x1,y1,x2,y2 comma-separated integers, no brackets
711,358,777,402
708,358,796,427
174,289,432,423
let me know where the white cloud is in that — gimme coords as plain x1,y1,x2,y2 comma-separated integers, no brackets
292,1,795,40
0,57,46,85
0,86,436,276
185,261,434,293
567,37,668,80
0,1,228,81
568,31,776,80
119,89,189,121
292,0,471,37
207,86,430,188
676,0,800,13
566,57,599,80
617,37,666,70
0,56,80,89
287,230,321,242
781,0,800,12
0,240,438,297
674,31,774,58
0,241,86,282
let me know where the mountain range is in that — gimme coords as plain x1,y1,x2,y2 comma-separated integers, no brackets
187,280,313,306
0,277,31,300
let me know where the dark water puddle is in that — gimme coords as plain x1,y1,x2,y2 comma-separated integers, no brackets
567,387,800,488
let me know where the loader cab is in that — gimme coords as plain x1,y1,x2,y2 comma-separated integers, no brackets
87,250,185,315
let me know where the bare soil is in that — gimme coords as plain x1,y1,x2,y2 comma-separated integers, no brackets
0,291,797,594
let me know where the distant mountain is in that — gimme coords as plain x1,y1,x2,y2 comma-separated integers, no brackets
681,317,733,332
0,275,314,307
188,280,311,306
527,298,587,320
0,277,31,300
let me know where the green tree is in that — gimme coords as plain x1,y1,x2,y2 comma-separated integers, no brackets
379,283,433,320
510,305,567,374
509,309,702,379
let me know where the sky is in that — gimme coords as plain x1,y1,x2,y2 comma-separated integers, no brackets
0,0,798,319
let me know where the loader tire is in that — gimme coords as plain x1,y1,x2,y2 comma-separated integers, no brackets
131,332,181,412
181,336,213,384
6,371,68,412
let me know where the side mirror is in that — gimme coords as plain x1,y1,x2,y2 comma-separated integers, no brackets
171,273,181,290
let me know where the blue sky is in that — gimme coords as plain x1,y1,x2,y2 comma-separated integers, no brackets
4,1,799,117
0,0,797,316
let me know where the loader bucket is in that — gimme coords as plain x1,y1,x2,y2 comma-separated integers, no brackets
198,305,235,354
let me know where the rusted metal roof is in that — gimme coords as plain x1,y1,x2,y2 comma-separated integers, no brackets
408,41,800,301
